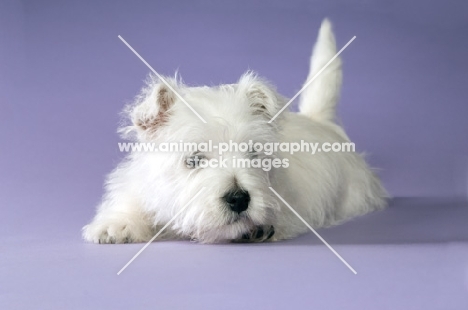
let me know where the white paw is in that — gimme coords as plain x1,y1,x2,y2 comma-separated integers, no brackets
82,218,152,244
232,225,276,243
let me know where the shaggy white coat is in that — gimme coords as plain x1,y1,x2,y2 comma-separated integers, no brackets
83,19,387,244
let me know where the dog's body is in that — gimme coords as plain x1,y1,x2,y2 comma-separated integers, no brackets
83,19,387,244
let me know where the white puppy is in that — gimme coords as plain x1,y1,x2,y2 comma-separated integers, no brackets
83,19,387,244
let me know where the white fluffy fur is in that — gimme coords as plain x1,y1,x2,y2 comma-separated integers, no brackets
82,19,387,244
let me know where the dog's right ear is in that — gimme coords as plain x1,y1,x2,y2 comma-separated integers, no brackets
238,72,282,119
130,78,178,133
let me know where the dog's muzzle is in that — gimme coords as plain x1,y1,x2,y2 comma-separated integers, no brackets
223,189,250,214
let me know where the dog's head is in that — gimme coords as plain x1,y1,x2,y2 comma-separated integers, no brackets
121,72,285,242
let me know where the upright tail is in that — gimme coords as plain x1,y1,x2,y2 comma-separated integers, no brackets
299,19,342,123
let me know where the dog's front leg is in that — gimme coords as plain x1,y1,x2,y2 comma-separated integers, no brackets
82,191,156,244
232,225,276,243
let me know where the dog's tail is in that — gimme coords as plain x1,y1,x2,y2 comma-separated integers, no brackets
299,19,342,123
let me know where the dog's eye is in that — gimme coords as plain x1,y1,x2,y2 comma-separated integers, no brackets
185,154,207,169
248,150,259,159
247,143,263,158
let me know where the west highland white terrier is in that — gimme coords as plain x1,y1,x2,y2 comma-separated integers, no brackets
83,19,387,244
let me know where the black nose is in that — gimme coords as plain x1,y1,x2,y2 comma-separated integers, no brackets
223,190,250,214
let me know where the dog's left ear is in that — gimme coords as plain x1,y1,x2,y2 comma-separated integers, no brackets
119,75,181,140
131,78,178,132
239,72,281,118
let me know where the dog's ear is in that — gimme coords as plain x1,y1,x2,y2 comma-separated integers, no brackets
131,78,178,132
239,72,281,118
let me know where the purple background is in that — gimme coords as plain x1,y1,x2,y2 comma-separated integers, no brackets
1,1,467,309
